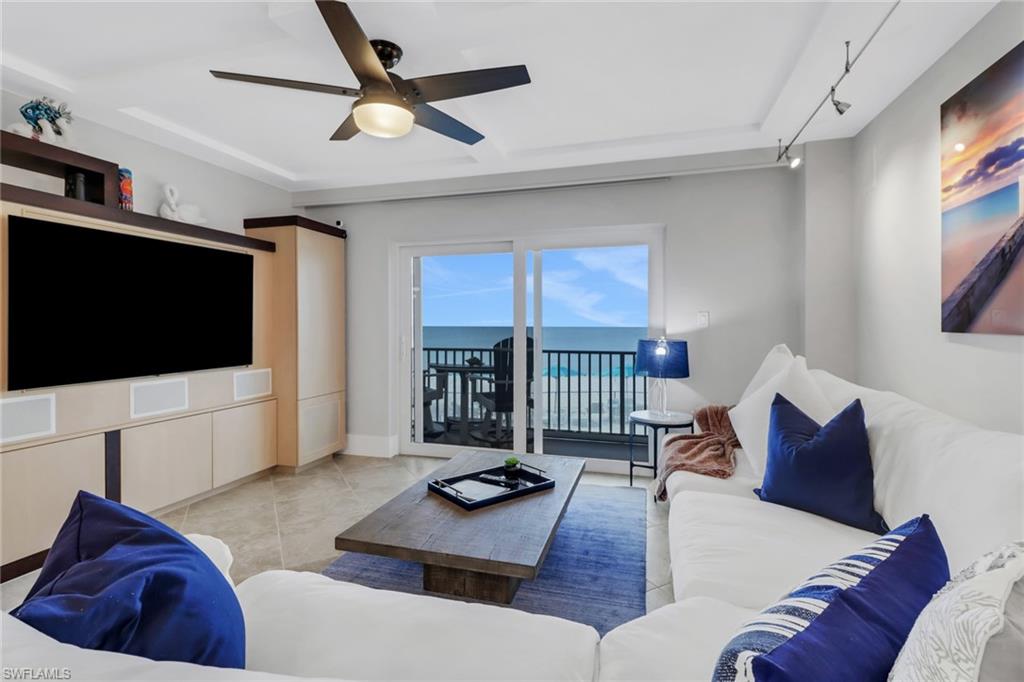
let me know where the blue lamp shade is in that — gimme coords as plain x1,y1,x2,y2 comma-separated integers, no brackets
635,339,689,379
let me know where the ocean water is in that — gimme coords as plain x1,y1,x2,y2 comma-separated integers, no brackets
942,182,1018,239
423,326,647,352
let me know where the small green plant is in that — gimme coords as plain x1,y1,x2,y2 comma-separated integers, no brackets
504,456,520,468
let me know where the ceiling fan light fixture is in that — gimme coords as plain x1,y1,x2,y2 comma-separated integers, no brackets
352,95,414,138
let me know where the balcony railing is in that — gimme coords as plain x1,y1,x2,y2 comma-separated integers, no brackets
422,346,647,440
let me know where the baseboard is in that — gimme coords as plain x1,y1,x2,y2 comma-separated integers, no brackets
343,433,399,458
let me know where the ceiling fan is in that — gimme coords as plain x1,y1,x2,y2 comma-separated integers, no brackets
211,0,531,145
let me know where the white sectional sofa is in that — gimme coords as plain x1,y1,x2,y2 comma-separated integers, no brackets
4,368,1022,681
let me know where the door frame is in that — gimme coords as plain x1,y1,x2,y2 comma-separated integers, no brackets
393,223,666,471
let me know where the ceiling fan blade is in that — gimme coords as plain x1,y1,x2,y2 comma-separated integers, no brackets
413,103,483,145
210,70,361,98
315,0,393,90
404,65,530,103
331,113,360,141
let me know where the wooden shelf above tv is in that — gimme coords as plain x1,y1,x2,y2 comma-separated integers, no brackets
1,131,119,208
1,183,276,252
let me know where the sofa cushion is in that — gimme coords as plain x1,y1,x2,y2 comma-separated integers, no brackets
11,491,245,668
600,597,756,681
739,343,794,402
1,613,326,681
712,516,949,682
729,357,834,479
810,369,1024,573
236,570,599,681
664,458,759,503
669,491,878,609
757,395,887,534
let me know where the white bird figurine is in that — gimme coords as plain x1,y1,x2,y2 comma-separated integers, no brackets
159,185,207,225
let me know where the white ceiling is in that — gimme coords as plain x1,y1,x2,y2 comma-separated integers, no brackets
0,1,996,192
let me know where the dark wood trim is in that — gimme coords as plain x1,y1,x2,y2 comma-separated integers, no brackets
2,183,277,252
2,131,121,208
105,430,121,503
1,549,47,583
244,215,347,239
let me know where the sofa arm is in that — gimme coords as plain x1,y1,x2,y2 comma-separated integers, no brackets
236,570,599,681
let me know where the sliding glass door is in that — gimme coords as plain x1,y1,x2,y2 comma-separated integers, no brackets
398,226,663,463
401,242,531,455
531,245,649,461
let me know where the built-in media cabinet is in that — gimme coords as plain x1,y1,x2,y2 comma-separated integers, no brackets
0,186,347,580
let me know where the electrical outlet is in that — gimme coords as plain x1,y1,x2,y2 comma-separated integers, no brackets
697,311,710,328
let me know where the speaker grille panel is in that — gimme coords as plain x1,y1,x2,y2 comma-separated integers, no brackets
0,394,56,444
130,378,189,419
234,369,272,401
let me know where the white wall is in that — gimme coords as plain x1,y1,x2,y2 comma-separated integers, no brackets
802,139,858,381
852,1,1024,434
1,90,293,233
307,167,803,454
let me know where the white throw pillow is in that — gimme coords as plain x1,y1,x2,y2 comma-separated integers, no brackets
728,356,834,478
739,344,794,402
889,542,1024,682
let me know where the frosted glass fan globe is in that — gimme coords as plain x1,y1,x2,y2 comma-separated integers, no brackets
353,98,415,138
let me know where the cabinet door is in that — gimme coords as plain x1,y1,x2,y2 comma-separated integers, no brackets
296,229,345,400
213,400,277,487
122,413,212,512
298,391,344,466
1,435,104,564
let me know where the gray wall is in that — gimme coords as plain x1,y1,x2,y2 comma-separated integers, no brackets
851,1,1024,433
308,167,803,453
1,90,293,232
802,139,858,381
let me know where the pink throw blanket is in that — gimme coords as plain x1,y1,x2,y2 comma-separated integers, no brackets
654,405,738,501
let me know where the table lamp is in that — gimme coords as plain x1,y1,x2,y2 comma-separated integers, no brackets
635,337,689,416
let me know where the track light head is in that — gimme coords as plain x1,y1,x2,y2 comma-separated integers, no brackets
777,138,802,170
831,87,852,116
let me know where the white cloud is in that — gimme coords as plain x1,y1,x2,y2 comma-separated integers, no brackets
539,269,633,326
572,246,648,291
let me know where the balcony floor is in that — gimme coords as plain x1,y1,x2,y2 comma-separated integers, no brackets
422,428,645,462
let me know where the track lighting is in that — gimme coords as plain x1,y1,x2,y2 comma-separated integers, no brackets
831,87,852,115
775,1,899,171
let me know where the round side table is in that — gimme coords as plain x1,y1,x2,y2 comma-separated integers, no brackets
628,410,694,488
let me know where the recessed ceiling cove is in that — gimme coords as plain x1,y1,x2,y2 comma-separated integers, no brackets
0,1,997,191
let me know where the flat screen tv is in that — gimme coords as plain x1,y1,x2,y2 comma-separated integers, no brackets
7,215,254,390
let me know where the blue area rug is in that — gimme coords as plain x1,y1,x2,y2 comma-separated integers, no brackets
323,484,646,635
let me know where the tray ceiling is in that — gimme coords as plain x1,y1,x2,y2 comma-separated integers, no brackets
0,1,996,191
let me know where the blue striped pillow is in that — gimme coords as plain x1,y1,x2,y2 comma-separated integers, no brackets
713,515,949,682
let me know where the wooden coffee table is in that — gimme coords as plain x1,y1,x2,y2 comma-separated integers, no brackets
334,450,584,604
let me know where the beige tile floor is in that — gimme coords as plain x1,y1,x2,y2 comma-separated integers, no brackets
1,454,674,614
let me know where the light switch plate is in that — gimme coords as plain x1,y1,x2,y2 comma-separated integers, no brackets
697,311,710,328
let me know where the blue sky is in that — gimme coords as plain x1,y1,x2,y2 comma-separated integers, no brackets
421,245,648,327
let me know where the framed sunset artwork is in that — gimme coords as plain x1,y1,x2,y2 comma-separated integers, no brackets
940,40,1024,335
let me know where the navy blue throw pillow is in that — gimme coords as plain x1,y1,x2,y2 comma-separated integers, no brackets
755,393,888,534
713,515,950,682
12,491,244,668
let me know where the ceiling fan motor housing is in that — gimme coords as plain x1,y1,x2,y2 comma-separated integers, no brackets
370,39,403,70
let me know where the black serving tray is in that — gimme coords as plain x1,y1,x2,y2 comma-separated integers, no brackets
428,463,555,511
